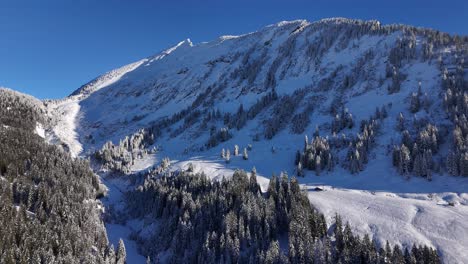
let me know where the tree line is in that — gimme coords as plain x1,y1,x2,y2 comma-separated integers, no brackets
122,169,439,264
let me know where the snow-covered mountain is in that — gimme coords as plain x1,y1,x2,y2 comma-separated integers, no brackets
41,18,468,263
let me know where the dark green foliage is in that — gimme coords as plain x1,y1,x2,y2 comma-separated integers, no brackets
0,89,112,263
264,89,306,139
0,88,46,131
331,108,354,134
123,169,439,263
346,117,381,174
206,127,233,148
291,103,314,135
393,124,439,180
442,64,468,176
125,170,326,263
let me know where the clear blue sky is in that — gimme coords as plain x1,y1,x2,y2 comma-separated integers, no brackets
1,0,467,99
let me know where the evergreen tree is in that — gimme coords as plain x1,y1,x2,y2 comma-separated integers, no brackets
116,239,127,264
397,112,405,131
410,92,421,113
296,162,304,177
225,149,231,163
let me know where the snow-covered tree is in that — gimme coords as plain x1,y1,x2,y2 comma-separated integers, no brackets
116,239,127,264
410,92,420,113
397,112,405,131
234,145,239,156
225,149,231,163
296,161,304,177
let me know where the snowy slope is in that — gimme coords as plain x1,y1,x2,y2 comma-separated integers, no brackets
52,19,401,151
45,18,468,263
45,99,83,157
308,187,468,264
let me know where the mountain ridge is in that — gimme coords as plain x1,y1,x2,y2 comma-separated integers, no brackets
67,17,464,100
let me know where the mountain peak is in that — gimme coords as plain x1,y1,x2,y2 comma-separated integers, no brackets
163,38,193,54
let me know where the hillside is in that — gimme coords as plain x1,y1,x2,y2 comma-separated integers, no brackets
0,88,118,263
29,18,468,263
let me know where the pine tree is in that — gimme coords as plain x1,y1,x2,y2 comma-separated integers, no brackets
187,162,194,173
413,151,422,176
234,145,239,156
375,107,381,119
315,156,321,176
297,162,304,177
447,151,459,176
116,239,127,264
313,126,320,138
410,92,420,113
381,105,388,119
225,150,231,163
385,241,393,263
423,150,432,180
423,93,431,111
249,167,259,193
392,245,405,264
243,148,248,160
388,66,401,94
334,214,344,256
399,144,412,176
106,244,116,263
404,248,416,264
459,152,468,176
397,112,405,131
295,150,301,165
265,241,280,263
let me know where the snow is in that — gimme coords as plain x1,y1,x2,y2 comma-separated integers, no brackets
219,35,240,41
48,99,83,157
44,18,468,263
101,177,147,263
270,19,308,28
162,147,468,263
130,154,157,173
106,223,147,263
170,157,270,192
307,187,468,264
35,123,45,138
71,59,148,99
148,105,468,263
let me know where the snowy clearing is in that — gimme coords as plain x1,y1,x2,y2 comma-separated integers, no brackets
307,187,468,264
47,99,83,157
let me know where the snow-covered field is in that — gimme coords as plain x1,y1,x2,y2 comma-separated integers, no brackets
308,187,468,264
